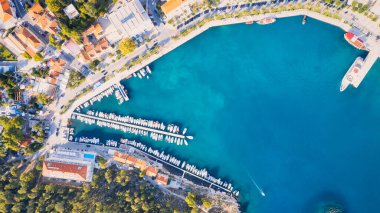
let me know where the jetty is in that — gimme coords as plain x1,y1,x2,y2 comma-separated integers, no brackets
115,82,129,102
351,50,378,88
72,112,187,139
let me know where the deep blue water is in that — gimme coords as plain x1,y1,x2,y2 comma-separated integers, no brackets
73,17,380,212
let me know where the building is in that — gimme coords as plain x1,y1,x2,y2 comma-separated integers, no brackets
145,166,158,177
63,4,79,19
155,173,169,185
113,151,129,164
161,0,198,20
134,159,147,170
79,24,109,61
0,0,16,29
28,3,59,35
371,1,380,16
61,39,82,57
0,61,16,73
7,26,46,57
48,58,66,77
42,148,96,182
32,79,57,97
126,155,137,165
101,0,155,44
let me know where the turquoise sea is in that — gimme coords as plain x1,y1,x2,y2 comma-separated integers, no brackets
73,16,380,212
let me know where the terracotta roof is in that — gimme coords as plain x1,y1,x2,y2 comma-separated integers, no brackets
28,2,44,19
48,77,57,84
20,138,32,148
113,151,129,163
135,159,147,170
82,23,103,39
155,173,168,185
0,0,14,23
146,167,158,177
36,12,58,34
16,27,41,49
43,161,87,181
49,58,66,74
126,156,137,165
161,0,186,16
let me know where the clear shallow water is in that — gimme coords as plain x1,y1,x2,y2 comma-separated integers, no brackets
73,17,380,212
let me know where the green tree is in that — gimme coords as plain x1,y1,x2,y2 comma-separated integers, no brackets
33,52,44,62
185,192,197,209
36,93,50,105
201,197,212,209
119,38,136,56
22,52,32,59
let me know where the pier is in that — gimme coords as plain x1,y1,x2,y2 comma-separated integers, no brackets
352,50,378,88
72,112,186,139
115,83,129,101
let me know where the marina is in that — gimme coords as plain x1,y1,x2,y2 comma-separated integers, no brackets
70,111,193,146
120,138,239,196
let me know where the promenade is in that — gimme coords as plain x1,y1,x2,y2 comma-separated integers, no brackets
59,8,380,136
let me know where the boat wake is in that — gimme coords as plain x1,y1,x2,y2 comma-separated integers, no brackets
247,173,266,197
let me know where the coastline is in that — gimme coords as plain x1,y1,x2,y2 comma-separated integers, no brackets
61,9,378,123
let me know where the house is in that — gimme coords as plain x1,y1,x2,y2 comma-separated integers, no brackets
113,151,129,164
42,148,96,182
63,4,79,19
48,58,66,77
155,173,169,185
134,159,147,170
145,166,158,177
20,138,33,148
28,3,59,35
79,24,109,61
32,79,57,97
126,155,137,165
8,26,46,57
102,0,155,44
161,0,194,19
0,0,16,29
61,39,82,56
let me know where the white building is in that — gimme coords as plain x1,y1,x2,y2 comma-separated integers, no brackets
63,4,79,20
42,148,96,182
100,0,155,44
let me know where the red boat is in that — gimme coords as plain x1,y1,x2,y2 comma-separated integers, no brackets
245,21,254,24
344,32,368,51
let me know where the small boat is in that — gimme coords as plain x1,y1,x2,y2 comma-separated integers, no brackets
184,139,188,146
132,73,136,77
182,128,187,135
146,66,152,74
186,135,193,140
302,15,307,25
344,32,368,51
340,57,364,92
245,20,254,24
257,17,276,25
137,73,142,79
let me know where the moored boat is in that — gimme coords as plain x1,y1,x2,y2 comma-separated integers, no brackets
302,15,307,25
340,57,364,92
344,32,368,51
257,17,276,25
245,20,254,24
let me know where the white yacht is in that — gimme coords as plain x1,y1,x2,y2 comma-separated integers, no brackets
340,57,364,92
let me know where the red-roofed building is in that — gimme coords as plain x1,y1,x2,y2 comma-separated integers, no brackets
155,173,169,185
20,138,33,148
0,0,16,29
113,151,129,164
28,3,59,35
126,155,137,165
43,161,88,182
8,26,46,57
135,159,147,170
146,167,158,177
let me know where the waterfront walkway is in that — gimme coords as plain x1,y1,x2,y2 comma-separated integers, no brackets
60,9,380,134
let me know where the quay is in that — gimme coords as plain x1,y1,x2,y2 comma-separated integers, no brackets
72,112,186,139
121,141,234,194
352,50,379,88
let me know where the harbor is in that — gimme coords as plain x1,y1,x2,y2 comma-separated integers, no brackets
70,111,193,146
